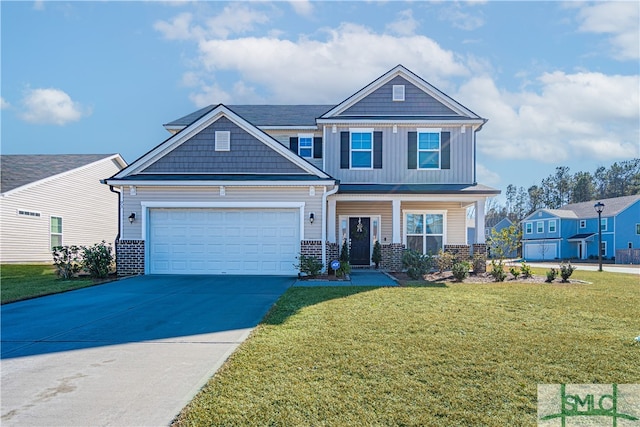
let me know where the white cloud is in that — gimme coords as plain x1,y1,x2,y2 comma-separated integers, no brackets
575,2,640,61
33,1,45,11
439,3,485,31
154,12,198,40
19,88,90,125
289,0,313,17
386,9,419,36
476,163,501,187
457,72,639,163
0,97,10,109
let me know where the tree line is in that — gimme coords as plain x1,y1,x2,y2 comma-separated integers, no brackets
487,158,640,226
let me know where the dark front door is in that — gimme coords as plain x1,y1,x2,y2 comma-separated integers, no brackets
349,217,371,265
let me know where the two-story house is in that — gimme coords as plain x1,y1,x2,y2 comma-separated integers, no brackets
521,195,640,263
105,65,499,276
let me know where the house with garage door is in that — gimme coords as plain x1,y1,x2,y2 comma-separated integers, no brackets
521,195,640,263
104,65,499,276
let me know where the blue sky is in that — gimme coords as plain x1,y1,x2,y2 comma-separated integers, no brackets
2,1,638,201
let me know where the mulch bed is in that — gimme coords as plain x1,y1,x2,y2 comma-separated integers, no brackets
389,271,584,286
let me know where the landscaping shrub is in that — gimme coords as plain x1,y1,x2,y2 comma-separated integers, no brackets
82,241,114,279
337,241,351,278
294,255,323,277
402,250,433,280
52,245,83,279
451,261,470,282
371,241,382,268
545,268,558,283
509,266,521,280
520,262,533,279
489,260,507,282
559,262,576,282
435,249,455,274
471,252,486,274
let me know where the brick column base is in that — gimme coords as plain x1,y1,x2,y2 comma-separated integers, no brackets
381,243,404,271
472,244,488,273
116,240,145,276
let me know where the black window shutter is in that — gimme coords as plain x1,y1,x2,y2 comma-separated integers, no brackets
407,132,417,169
373,131,383,169
289,137,298,154
340,132,350,169
313,137,323,159
441,132,451,169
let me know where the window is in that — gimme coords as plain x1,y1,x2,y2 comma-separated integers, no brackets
215,131,230,151
417,129,440,169
548,220,556,233
18,210,41,218
579,220,586,228
50,216,62,249
636,224,640,235
600,241,607,257
525,222,532,234
350,130,373,168
536,221,544,233
405,212,444,255
629,242,633,249
298,134,313,158
600,218,607,232
392,85,405,101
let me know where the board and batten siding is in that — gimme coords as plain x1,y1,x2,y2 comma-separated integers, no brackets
265,129,323,170
121,185,325,241
323,125,474,184
0,158,122,263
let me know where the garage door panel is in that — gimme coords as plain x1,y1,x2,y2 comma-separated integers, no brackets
149,208,300,275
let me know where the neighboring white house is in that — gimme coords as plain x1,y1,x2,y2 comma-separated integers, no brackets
0,154,127,263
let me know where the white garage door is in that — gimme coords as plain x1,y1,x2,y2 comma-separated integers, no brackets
148,208,300,275
524,243,557,260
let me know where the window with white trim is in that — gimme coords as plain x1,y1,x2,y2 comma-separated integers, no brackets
50,216,63,249
392,85,405,101
536,221,544,233
298,134,313,158
525,222,532,234
548,220,556,233
600,241,607,257
636,223,640,235
417,128,441,169
215,131,230,151
18,209,41,218
600,218,607,232
579,220,586,228
350,129,373,169
405,212,445,255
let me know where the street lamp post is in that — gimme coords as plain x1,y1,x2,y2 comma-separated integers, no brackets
594,202,605,272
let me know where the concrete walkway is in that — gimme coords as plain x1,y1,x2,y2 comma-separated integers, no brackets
295,269,398,287
1,275,294,426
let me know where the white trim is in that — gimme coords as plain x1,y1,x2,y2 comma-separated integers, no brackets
297,133,314,158
392,84,405,101
525,222,533,234
106,179,336,187
349,128,374,170
536,221,544,233
600,217,608,232
331,193,489,204
215,131,231,151
548,219,557,233
317,119,485,126
50,215,63,249
402,210,447,254
416,128,442,170
579,219,586,228
339,214,381,266
392,199,401,243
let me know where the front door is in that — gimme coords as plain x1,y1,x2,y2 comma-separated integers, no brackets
349,217,371,265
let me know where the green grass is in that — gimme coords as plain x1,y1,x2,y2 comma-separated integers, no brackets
1,264,95,304
174,269,640,426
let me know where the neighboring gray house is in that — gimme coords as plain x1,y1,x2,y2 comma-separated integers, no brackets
105,65,499,276
0,154,127,263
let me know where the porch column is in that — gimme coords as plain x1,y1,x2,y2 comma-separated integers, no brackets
392,199,401,244
327,199,337,244
475,199,486,244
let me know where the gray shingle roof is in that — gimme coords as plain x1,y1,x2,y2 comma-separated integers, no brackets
1,154,119,193
558,195,640,218
164,105,335,128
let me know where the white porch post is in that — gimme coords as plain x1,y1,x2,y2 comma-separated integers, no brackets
475,199,486,244
327,199,337,244
392,199,401,244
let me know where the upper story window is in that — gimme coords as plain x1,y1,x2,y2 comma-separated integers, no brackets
579,219,586,228
417,129,441,169
525,222,532,234
51,216,63,249
298,134,313,158
392,85,405,101
600,218,607,232
350,129,373,169
536,221,544,233
636,224,640,235
548,220,556,233
215,131,230,151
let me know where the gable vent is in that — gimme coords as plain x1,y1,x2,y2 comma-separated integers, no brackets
215,131,231,151
392,85,405,101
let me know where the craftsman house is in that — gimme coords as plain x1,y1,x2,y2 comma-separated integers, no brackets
105,65,499,275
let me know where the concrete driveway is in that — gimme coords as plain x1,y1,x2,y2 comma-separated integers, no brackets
1,275,294,426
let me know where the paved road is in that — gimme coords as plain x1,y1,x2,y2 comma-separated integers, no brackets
1,275,294,426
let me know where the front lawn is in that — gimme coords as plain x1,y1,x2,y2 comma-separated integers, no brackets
174,269,639,426
1,264,95,304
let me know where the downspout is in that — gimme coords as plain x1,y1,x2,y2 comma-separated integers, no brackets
321,183,340,272
106,183,122,243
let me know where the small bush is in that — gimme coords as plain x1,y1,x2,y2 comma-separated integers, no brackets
371,241,382,268
520,262,533,279
336,261,351,278
489,260,507,282
559,262,576,282
52,245,83,279
545,268,558,283
509,266,521,280
451,261,470,282
82,241,114,279
435,249,455,274
294,255,323,277
339,240,350,264
402,250,433,280
471,252,486,274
